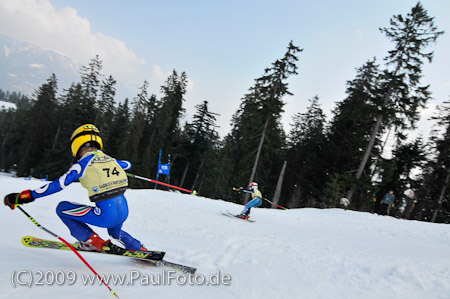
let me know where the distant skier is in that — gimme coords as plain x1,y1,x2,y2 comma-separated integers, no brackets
340,197,350,210
4,124,147,252
379,190,395,216
402,189,416,219
236,182,263,219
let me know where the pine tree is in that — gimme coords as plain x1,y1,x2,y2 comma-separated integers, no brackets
180,100,220,190
127,71,187,187
324,59,384,209
95,75,117,147
0,90,31,171
40,81,94,179
283,96,326,208
0,108,14,170
150,70,188,185
80,55,102,110
157,70,187,140
347,3,444,202
107,98,131,159
16,74,59,177
223,41,302,203
127,81,159,184
0,102,20,171
416,100,450,222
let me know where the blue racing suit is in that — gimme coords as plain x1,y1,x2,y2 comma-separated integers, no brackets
241,188,263,215
30,150,142,250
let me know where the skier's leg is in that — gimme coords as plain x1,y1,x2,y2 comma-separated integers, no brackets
56,196,144,250
56,201,99,241
56,196,125,241
108,225,143,250
101,195,145,250
241,197,263,214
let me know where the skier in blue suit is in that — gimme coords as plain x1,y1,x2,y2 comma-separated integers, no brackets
4,124,146,252
236,182,263,219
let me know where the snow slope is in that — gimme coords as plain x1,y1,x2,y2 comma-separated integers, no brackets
0,100,16,110
1,174,450,299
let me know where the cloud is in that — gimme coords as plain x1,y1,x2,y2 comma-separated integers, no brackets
0,0,146,88
29,63,44,69
151,65,168,81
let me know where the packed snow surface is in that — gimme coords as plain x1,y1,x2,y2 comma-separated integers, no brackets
0,100,16,110
1,174,450,299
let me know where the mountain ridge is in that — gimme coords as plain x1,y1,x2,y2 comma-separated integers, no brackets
0,35,81,95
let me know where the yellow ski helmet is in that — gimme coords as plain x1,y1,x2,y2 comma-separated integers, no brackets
70,124,103,158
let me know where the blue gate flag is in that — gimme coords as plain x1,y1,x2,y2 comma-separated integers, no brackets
158,163,170,175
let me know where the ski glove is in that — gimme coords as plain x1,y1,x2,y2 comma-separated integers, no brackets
4,190,34,210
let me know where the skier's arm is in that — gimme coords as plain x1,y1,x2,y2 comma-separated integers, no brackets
234,187,252,194
31,165,84,199
3,162,85,210
31,154,94,199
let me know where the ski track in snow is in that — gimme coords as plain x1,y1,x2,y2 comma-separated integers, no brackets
1,174,450,299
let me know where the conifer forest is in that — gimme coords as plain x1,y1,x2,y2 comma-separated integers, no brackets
1,3,449,223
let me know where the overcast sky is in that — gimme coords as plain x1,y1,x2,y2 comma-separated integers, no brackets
1,0,449,138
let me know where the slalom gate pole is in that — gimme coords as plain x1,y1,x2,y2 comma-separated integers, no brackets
16,206,119,298
232,187,288,210
127,173,195,194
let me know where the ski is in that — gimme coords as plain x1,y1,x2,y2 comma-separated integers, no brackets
22,236,197,274
139,259,197,275
221,211,255,222
22,236,165,261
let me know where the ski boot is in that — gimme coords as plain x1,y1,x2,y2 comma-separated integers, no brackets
79,232,109,251
237,213,250,220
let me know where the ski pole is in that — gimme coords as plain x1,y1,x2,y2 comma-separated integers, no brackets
16,206,119,298
232,187,288,210
262,198,288,210
127,173,196,194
